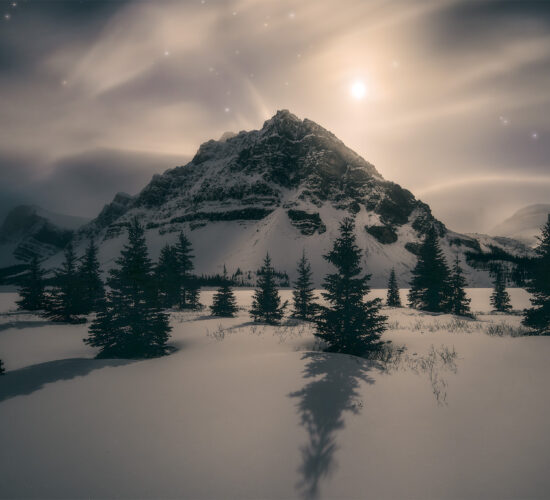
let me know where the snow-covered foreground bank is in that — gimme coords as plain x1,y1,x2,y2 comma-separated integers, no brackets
1,289,549,499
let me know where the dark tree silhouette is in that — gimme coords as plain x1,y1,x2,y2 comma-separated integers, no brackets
77,239,105,314
447,255,472,317
249,253,287,324
490,265,512,313
408,227,451,312
175,232,201,309
0,358,4,375
155,244,180,308
386,268,401,307
292,250,316,320
85,218,171,358
210,265,238,317
16,255,45,311
523,214,550,334
43,241,84,323
315,217,387,356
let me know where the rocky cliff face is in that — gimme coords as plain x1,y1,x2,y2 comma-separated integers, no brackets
50,110,530,286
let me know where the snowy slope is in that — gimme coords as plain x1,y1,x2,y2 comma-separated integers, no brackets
1,289,549,499
490,204,550,247
45,110,530,286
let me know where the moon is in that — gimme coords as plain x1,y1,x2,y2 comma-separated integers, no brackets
350,80,367,100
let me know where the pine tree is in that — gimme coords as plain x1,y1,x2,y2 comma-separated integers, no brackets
447,254,472,317
522,214,550,334
16,255,45,311
386,268,401,307
155,244,180,308
292,250,316,320
249,253,288,324
315,217,387,356
210,265,238,317
77,239,105,314
408,227,451,312
490,265,512,313
175,232,201,309
85,218,171,358
43,241,84,323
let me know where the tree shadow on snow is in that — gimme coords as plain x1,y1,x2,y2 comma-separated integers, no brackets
0,358,136,403
289,352,375,500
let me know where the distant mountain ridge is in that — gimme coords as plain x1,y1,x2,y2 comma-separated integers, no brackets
2,111,533,286
0,205,89,267
491,204,550,247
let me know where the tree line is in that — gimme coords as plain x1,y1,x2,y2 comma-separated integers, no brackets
5,213,550,370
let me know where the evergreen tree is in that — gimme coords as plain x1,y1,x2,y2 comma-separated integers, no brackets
43,241,84,323
16,255,45,311
490,265,512,313
447,254,472,317
408,227,451,312
522,214,550,334
210,265,238,317
249,253,288,324
386,268,401,307
315,217,387,356
292,250,316,320
0,358,4,375
77,239,105,314
175,232,201,309
155,244,180,308
85,218,171,358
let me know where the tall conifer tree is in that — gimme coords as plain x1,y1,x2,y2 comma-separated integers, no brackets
175,232,201,309
85,218,171,358
408,227,451,312
43,241,84,323
292,250,316,320
210,265,238,317
315,218,386,356
77,239,105,314
386,268,401,307
490,265,512,313
447,255,472,316
16,255,45,311
249,253,287,324
155,244,180,308
523,214,550,334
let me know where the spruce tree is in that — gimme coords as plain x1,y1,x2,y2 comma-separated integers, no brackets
249,253,288,324
447,254,472,317
155,244,180,308
43,241,84,323
16,255,45,311
85,218,171,358
292,250,316,320
315,217,387,356
522,214,550,334
490,265,512,313
408,227,451,312
175,232,201,309
77,239,105,314
386,268,401,307
210,265,238,317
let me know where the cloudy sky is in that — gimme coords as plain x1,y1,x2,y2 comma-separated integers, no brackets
1,0,549,232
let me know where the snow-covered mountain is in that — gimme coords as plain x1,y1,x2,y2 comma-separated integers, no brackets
0,205,89,268
41,110,530,286
490,204,550,248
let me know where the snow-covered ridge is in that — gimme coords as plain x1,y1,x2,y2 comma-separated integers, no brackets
30,111,534,285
